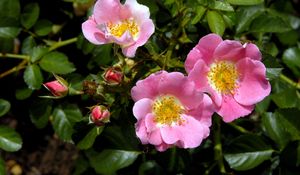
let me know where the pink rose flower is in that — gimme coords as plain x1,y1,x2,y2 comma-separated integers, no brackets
82,0,155,57
90,105,110,126
103,67,123,85
131,71,213,151
43,80,68,97
185,34,271,122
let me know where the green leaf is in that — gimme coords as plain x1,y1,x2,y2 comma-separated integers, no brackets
266,68,283,80
39,51,76,74
191,6,206,24
262,112,290,149
235,5,264,33
0,157,5,175
77,126,103,150
30,46,49,63
224,134,274,171
86,149,141,175
0,27,21,38
0,37,14,52
255,96,271,114
15,87,33,100
276,108,300,140
227,0,264,5
21,3,40,29
29,99,52,129
250,14,292,33
282,47,300,77
210,1,234,11
206,10,225,36
272,88,300,109
52,104,82,141
73,155,89,175
21,36,36,54
0,126,22,152
0,99,10,117
0,0,20,26
23,64,43,90
33,19,52,36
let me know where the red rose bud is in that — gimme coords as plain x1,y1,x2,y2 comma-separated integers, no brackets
43,76,68,98
104,68,123,85
90,106,110,126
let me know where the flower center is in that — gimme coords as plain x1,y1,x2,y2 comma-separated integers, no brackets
153,95,185,126
107,19,139,38
207,61,239,94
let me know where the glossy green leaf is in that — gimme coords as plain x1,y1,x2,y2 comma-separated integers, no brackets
86,149,141,175
191,6,206,24
21,3,40,29
29,99,52,129
52,104,82,141
77,126,103,150
0,126,22,152
0,37,14,52
227,0,264,5
277,30,299,46
235,5,264,33
33,19,52,36
250,14,292,33
210,1,234,11
0,27,21,38
255,96,271,114
0,0,20,26
224,134,274,171
23,64,43,90
40,51,76,74
206,10,225,36
272,88,300,109
0,157,4,175
282,47,300,77
276,108,300,140
15,87,33,100
73,155,89,175
262,112,290,149
30,46,49,63
21,36,36,54
266,68,283,80
0,99,10,117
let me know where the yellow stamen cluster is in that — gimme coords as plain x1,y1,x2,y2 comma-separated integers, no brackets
153,96,185,126
207,61,239,94
107,19,139,38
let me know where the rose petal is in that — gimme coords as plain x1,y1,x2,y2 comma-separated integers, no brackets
234,58,271,105
93,0,122,24
135,118,149,144
125,0,150,23
133,98,153,120
245,43,261,61
214,40,245,62
82,17,108,45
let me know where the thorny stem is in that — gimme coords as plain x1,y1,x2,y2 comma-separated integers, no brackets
213,116,226,174
0,60,27,79
48,37,78,51
0,53,29,60
280,74,300,90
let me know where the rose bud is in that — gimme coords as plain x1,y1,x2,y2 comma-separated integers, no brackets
89,105,110,126
43,76,68,98
104,67,123,85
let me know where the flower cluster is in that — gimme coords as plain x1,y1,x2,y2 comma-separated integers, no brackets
79,0,271,151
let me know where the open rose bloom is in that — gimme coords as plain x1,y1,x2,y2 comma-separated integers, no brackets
82,0,155,57
185,34,271,122
131,71,213,151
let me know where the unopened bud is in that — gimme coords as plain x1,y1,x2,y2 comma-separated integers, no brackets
89,105,110,126
43,75,68,98
103,67,123,85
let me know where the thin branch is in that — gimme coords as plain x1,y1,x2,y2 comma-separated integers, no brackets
0,60,28,79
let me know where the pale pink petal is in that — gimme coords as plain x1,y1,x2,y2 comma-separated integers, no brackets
160,115,210,148
185,48,203,73
135,118,149,144
107,30,135,46
133,98,153,120
145,114,157,133
158,71,203,110
245,43,262,61
155,143,171,152
131,71,167,101
217,96,254,122
82,17,108,45
188,60,222,107
93,0,122,24
234,58,271,106
122,19,155,57
125,0,150,23
214,40,245,62
148,129,163,145
195,33,223,65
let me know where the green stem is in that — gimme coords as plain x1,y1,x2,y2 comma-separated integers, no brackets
228,123,250,134
280,74,300,89
168,147,177,172
0,53,29,60
48,37,78,51
213,116,226,174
